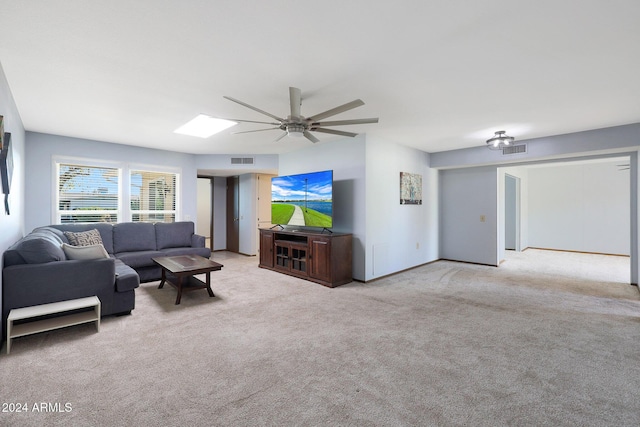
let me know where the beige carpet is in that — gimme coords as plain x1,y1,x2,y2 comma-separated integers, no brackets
1,249,639,426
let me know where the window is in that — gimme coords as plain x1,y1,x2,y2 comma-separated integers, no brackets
130,170,177,223
57,163,120,223
55,159,179,224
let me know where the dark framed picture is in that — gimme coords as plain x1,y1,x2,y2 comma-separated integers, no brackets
0,115,4,150
1,132,13,195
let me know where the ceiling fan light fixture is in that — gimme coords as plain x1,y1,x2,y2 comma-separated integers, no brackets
486,130,514,150
174,114,237,138
287,123,305,138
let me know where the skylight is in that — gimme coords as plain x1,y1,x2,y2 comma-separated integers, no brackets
174,114,237,138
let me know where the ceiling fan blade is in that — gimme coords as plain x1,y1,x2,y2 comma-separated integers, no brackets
312,118,379,127
223,96,285,122
311,128,359,138
307,99,365,122
274,132,288,142
221,118,281,126
289,87,302,119
303,130,319,143
231,127,280,135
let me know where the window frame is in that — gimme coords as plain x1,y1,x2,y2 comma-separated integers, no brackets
129,163,181,223
53,157,181,224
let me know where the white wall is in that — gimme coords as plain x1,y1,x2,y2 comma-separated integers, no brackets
278,135,367,280
527,160,630,255
0,62,26,345
365,137,438,280
24,132,200,232
440,167,499,266
196,154,278,176
278,134,439,282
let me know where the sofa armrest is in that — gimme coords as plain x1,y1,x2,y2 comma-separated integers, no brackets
3,258,116,312
191,234,206,248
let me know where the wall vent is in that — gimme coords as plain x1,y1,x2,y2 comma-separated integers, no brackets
502,144,527,155
231,157,254,165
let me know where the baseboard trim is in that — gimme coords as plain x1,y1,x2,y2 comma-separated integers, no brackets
527,247,630,258
362,258,462,283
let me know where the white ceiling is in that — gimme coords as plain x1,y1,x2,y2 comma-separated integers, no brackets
0,1,638,155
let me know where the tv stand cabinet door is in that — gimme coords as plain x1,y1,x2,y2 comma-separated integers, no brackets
259,230,274,268
309,237,332,283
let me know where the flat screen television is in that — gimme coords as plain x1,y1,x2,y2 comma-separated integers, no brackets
271,170,333,228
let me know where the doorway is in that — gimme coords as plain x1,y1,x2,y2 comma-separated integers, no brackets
505,174,520,251
196,177,213,250
226,176,240,253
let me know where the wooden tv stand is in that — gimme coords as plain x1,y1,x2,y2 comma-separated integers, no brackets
259,229,353,287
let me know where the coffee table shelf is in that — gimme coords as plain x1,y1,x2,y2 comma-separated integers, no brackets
6,296,100,354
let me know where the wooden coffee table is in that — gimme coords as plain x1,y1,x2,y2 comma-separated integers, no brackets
152,255,223,305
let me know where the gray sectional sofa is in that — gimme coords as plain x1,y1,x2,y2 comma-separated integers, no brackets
2,221,210,334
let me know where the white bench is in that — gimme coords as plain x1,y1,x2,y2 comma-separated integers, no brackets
6,296,100,354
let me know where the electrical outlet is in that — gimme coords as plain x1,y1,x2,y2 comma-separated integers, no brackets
480,215,486,222
416,242,420,249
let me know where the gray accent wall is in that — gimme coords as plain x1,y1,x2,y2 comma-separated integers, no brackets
0,63,26,346
25,132,200,233
440,167,499,266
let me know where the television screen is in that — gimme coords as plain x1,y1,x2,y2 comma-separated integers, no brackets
271,170,333,228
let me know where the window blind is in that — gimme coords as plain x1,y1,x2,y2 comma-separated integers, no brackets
130,170,177,223
57,163,120,223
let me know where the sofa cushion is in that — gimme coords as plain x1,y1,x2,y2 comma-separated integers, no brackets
64,229,103,246
114,259,140,292
113,222,156,252
155,221,194,249
115,250,164,269
33,226,67,243
14,234,66,264
62,243,110,260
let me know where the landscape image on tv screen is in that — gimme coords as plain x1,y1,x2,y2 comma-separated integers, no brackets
271,170,333,228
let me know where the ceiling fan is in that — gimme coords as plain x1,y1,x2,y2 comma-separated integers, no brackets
223,87,378,143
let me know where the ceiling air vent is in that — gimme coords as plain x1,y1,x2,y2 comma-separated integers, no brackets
230,157,254,165
502,144,527,155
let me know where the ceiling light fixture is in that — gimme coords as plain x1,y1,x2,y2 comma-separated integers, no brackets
486,130,514,150
286,123,305,138
174,114,237,138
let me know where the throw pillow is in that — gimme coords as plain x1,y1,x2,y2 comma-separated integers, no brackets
62,243,110,260
64,229,103,246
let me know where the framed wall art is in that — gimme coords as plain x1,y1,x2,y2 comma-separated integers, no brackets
1,132,13,214
400,172,422,205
